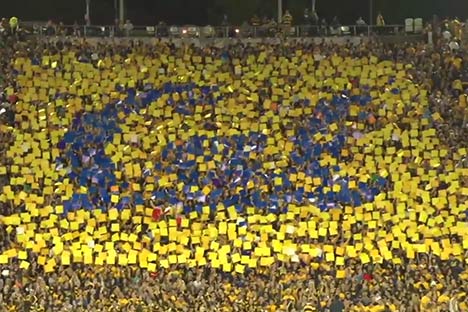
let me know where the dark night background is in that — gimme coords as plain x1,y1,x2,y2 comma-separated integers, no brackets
2,0,467,26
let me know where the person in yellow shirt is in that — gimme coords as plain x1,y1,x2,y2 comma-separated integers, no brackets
452,56,462,70
450,18,462,40
303,303,317,311
282,10,293,26
279,10,293,37
375,13,386,35
376,13,385,26
8,16,18,35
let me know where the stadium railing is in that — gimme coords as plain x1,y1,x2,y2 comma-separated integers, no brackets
19,23,409,38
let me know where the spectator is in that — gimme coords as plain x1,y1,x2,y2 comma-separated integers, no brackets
72,21,81,37
239,20,251,37
449,295,460,312
282,10,293,26
281,10,293,37
356,16,367,35
356,16,366,26
303,8,310,25
0,18,8,38
259,16,270,36
157,21,168,37
330,295,345,312
450,17,462,40
425,23,434,45
320,17,328,36
310,10,319,35
310,10,319,26
250,14,261,27
113,18,121,36
432,14,442,44
443,28,452,41
331,16,341,35
45,20,56,36
123,19,134,36
56,22,65,36
261,16,277,37
84,12,91,26
302,8,311,36
8,16,18,36
441,17,450,32
221,14,229,27
376,12,385,26
376,12,385,35
0,18,8,30
449,39,460,52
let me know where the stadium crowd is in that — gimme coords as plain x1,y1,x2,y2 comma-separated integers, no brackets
0,19,467,312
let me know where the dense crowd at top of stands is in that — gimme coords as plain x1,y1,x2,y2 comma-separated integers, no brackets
1,14,466,39
0,14,467,312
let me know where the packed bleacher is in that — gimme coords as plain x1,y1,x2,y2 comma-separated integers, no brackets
0,20,467,312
